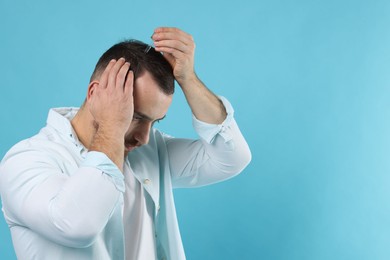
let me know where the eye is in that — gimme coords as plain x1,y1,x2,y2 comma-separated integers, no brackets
132,115,143,121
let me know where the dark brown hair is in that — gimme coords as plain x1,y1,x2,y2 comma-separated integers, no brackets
90,40,174,95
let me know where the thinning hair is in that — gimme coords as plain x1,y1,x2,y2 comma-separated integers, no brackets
90,40,174,95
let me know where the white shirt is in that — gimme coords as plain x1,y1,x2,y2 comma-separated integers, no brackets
0,97,251,260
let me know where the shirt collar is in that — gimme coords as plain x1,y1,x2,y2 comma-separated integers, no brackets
46,107,84,147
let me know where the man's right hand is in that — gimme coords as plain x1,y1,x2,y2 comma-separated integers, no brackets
89,58,134,136
87,58,134,171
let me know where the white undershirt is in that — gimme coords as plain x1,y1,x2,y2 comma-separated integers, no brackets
123,159,158,260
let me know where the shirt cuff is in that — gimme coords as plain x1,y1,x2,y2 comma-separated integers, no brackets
192,96,235,144
81,151,125,192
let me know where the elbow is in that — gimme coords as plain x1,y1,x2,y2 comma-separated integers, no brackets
61,223,101,248
233,143,252,174
241,145,252,170
217,142,252,178
50,216,103,248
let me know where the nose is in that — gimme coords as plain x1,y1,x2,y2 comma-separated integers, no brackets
133,123,151,147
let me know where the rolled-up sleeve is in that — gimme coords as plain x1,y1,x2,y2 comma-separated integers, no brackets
82,151,125,192
192,96,235,144
167,96,252,188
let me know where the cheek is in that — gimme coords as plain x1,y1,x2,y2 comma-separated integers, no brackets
124,122,149,139
133,122,152,136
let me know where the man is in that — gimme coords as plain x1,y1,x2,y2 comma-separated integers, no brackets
0,27,251,260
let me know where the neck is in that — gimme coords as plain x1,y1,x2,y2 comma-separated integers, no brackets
71,106,95,150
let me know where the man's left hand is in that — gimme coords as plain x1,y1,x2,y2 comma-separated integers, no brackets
152,27,196,87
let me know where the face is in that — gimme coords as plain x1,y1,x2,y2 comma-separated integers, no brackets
124,70,173,154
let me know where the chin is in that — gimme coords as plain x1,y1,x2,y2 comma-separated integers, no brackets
124,146,135,157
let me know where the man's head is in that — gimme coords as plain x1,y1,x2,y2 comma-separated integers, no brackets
90,40,174,95
76,40,175,154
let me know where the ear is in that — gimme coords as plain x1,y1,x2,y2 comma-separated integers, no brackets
86,81,99,102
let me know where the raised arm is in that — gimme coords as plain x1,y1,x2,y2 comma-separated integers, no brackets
0,59,134,248
152,27,251,187
84,58,134,171
152,27,227,124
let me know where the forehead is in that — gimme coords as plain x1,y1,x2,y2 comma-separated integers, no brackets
133,71,173,120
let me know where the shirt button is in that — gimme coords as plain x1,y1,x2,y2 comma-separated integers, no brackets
143,178,151,185
157,204,160,211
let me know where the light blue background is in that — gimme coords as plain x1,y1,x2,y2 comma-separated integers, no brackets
1,0,390,259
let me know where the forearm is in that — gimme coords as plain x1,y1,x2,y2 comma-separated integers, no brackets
89,127,125,172
84,58,134,172
179,74,227,124
152,28,227,124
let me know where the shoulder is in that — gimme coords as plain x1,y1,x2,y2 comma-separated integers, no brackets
1,125,75,169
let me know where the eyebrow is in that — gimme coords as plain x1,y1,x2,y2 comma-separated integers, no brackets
134,111,166,122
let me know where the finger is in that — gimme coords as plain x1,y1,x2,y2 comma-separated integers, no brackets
152,28,193,46
123,69,134,95
99,59,116,88
108,58,126,90
154,46,187,61
116,62,131,90
154,27,191,38
153,32,193,47
153,39,191,54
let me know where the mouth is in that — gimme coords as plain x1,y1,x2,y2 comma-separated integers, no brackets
124,140,138,153
124,143,135,153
